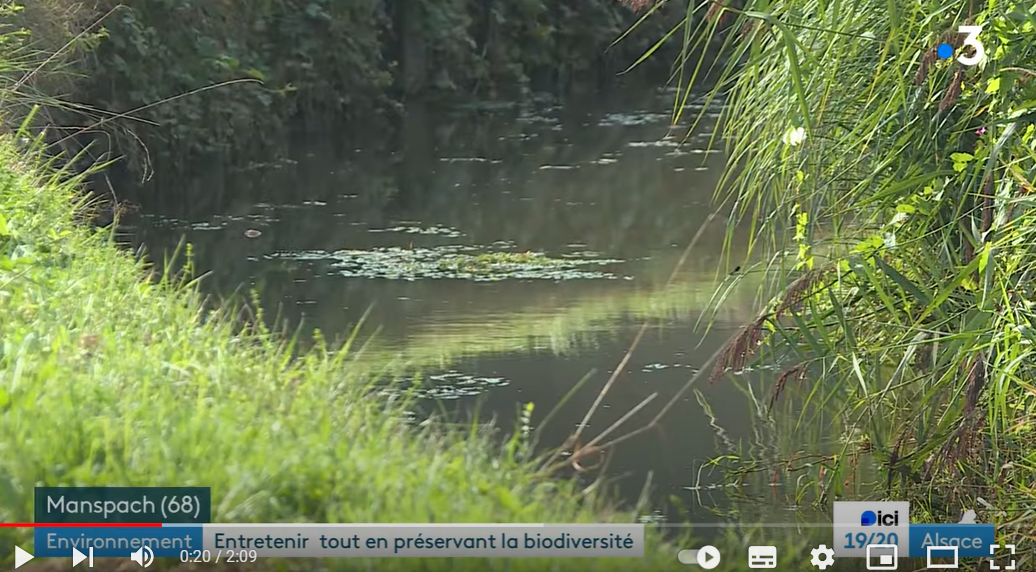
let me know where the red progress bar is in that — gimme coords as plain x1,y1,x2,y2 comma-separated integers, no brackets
0,523,163,527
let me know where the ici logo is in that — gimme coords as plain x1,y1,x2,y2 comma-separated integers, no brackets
861,510,900,527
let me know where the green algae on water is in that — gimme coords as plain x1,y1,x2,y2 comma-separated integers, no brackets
369,224,464,238
267,246,625,281
380,370,512,400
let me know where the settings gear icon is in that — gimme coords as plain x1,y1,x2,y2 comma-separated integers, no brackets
810,544,836,569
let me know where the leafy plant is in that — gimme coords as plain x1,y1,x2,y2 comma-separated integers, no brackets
647,0,1036,556
5,0,689,170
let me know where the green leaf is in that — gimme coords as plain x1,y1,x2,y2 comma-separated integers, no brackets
873,257,932,311
979,244,997,312
951,153,974,172
913,251,984,327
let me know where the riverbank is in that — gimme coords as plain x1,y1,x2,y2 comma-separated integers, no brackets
0,135,698,570
10,0,692,171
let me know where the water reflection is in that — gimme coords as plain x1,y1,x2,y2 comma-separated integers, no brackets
119,88,810,530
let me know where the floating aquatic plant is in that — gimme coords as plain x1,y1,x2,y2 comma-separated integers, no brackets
640,362,698,373
380,370,511,400
266,246,624,282
369,224,464,238
598,112,672,126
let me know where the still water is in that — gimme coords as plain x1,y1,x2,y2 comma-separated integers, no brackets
122,88,818,531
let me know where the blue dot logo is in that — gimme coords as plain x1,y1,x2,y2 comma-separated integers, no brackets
861,510,877,526
937,43,954,60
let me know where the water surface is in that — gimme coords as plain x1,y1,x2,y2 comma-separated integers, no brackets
122,88,819,532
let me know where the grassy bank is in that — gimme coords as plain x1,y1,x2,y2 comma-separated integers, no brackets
0,134,688,570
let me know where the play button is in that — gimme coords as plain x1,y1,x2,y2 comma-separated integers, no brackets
696,545,721,569
15,546,34,569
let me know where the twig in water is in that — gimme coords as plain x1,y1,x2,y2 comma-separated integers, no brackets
52,79,262,148
548,211,722,471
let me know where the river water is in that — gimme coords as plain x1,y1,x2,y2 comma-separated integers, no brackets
122,87,825,532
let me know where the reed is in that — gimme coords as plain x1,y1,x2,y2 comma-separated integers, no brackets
626,0,1036,559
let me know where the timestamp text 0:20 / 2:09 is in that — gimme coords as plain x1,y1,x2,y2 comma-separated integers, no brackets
180,549,259,563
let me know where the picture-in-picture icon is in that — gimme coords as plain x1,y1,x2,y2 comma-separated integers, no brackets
866,544,898,570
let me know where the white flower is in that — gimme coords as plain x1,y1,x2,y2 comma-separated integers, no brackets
782,126,807,146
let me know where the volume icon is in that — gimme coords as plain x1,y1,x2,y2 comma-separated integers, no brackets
130,545,154,568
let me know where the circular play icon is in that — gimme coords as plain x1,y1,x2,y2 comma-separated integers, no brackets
697,545,721,569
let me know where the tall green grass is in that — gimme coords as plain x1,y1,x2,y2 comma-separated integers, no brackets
0,128,659,570
645,0,1036,560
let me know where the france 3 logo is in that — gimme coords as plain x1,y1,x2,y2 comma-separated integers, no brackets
936,25,985,67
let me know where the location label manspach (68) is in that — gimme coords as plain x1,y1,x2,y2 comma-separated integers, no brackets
34,487,211,524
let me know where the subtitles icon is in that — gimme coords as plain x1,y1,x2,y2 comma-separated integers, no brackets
748,545,777,568
866,544,898,570
926,545,958,569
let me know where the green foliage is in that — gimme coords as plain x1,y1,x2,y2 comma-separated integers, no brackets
0,1,105,134
459,0,673,91
669,0,1036,554
67,0,392,165
5,0,687,167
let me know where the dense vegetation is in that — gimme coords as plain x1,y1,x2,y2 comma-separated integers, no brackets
0,8,836,570
670,0,1036,560
7,0,688,169
4,0,1034,568
0,131,670,572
